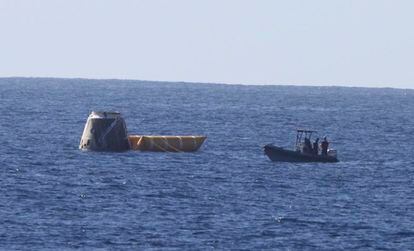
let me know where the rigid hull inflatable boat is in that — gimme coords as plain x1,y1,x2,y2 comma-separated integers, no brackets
264,129,339,163
264,144,338,163
79,111,206,152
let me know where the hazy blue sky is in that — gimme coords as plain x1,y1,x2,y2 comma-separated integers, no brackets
1,0,413,88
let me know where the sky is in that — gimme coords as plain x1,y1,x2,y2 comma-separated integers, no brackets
1,0,413,88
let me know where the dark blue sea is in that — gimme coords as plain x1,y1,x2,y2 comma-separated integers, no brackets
1,77,413,250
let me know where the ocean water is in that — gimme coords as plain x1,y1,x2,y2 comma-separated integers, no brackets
0,77,413,250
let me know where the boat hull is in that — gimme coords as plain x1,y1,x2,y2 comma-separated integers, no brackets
264,144,338,163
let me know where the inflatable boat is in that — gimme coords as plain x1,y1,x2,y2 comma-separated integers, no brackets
264,129,339,163
264,144,338,163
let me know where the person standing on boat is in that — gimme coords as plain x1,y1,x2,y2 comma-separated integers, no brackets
321,137,329,155
313,138,319,155
304,137,312,154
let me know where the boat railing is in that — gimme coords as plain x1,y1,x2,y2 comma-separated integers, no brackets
295,142,304,152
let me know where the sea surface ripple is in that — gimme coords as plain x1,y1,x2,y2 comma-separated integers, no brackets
0,78,413,250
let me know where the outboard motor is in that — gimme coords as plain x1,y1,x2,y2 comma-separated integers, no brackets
79,111,130,151
327,149,338,159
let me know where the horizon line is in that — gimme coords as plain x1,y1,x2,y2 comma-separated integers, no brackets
1,76,413,91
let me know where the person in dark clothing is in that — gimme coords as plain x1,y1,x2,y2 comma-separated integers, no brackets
321,137,329,155
304,138,312,154
313,138,319,155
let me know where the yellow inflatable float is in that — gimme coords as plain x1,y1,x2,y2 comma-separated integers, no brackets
128,135,207,152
